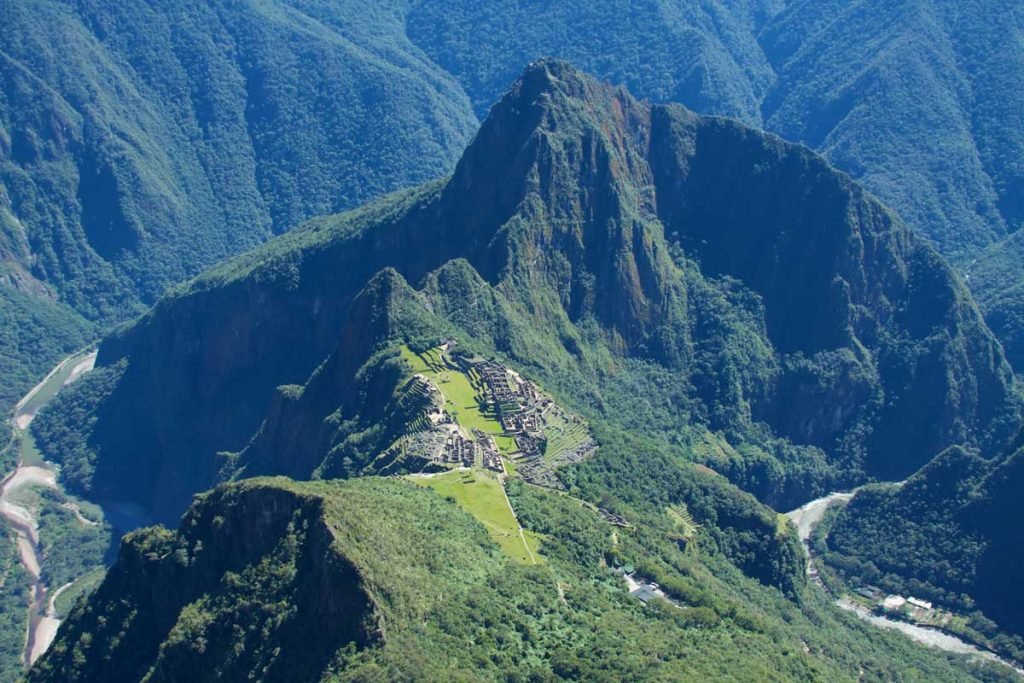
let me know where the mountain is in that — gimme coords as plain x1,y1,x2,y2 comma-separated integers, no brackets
32,59,1022,606
0,0,479,429
29,476,1018,682
403,0,780,121
970,231,1024,372
6,0,1024,450
30,61,1024,673
759,0,1024,369
405,0,1024,330
819,441,1024,656
759,0,1024,262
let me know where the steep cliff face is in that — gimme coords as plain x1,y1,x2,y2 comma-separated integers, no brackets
230,269,443,481
649,106,1021,474
30,480,376,683
971,230,1024,373
968,448,1024,635
30,476,1008,682
42,61,1021,520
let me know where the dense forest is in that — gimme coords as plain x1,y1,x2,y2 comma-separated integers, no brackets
28,65,1023,671
821,444,1024,658
36,61,1021,520
30,477,1020,681
2,2,1023,680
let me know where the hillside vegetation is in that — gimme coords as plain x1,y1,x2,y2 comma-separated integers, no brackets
3,0,1023,434
822,444,1024,656
31,64,1023,652
30,476,1020,682
0,0,478,424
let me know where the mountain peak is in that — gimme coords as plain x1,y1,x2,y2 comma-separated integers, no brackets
52,63,1021,530
485,57,651,143
510,58,606,102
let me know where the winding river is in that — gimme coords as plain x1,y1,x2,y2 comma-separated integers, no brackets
3,350,96,665
786,491,1024,677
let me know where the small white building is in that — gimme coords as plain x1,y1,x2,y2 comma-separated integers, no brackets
882,595,907,611
907,597,933,610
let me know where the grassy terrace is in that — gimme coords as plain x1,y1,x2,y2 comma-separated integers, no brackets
401,345,541,563
400,346,516,453
541,410,589,463
412,469,540,565
667,504,699,543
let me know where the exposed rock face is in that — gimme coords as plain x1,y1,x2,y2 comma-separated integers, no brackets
46,61,1021,519
231,269,437,481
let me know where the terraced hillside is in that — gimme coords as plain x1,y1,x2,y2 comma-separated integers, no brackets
5,0,1023,443
25,66,1023,663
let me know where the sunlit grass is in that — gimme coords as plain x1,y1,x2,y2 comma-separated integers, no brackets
412,469,538,565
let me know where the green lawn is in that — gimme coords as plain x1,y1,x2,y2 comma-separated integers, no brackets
400,346,515,453
412,469,539,565
399,345,431,374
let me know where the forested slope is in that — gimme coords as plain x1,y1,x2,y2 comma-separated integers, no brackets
36,62,1020,543
0,0,478,422
4,0,1023,432
31,476,1019,682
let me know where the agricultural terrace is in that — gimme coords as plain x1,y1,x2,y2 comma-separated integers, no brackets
540,407,590,464
400,345,516,453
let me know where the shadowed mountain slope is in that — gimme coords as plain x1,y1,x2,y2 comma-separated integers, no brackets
5,0,1024,449
34,62,1021,523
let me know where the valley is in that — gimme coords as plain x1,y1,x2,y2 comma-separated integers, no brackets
789,491,1024,677
0,349,111,669
8,54,1024,682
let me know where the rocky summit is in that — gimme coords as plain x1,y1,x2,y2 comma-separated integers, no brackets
24,62,1024,680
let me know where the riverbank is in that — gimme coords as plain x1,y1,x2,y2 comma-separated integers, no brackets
787,491,1023,678
0,466,58,665
2,349,97,666
837,599,1024,676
